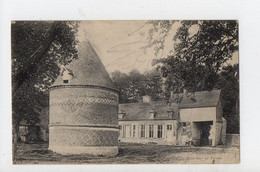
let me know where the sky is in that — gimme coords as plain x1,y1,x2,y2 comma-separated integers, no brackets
77,21,239,74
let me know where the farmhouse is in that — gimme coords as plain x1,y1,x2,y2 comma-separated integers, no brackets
118,90,226,147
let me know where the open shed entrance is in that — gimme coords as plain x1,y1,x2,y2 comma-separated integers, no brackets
192,121,213,146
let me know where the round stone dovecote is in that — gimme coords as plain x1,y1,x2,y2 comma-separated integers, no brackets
49,41,119,156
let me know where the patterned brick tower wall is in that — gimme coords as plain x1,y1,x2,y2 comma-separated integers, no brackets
49,41,119,156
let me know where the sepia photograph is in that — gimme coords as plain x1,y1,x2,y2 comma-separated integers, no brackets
11,20,239,164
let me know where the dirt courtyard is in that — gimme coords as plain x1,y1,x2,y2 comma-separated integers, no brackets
14,142,239,164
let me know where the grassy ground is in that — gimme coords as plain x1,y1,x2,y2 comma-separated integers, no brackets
14,142,239,164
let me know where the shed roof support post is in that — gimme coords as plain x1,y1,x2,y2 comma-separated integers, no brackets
212,120,216,147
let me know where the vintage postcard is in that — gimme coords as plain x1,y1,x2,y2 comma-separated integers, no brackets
11,20,239,164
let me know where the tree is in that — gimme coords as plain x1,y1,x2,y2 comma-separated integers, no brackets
111,69,145,103
127,69,146,102
147,20,238,93
143,69,164,101
111,69,163,103
111,70,130,103
216,64,239,133
11,21,79,162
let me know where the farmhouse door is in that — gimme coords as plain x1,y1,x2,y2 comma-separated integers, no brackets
125,125,131,138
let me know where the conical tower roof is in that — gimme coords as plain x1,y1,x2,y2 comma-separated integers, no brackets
51,41,118,91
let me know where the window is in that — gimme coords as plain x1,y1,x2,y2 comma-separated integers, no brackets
167,125,172,130
63,80,68,83
157,125,163,138
125,125,131,138
141,125,145,138
119,125,123,137
149,125,154,138
133,125,136,137
182,123,187,135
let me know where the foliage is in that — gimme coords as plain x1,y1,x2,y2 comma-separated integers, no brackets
142,69,164,101
148,20,238,93
11,21,79,136
111,69,163,103
216,64,239,133
111,70,130,103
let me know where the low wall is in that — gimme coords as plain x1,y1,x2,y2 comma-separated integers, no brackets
226,134,240,147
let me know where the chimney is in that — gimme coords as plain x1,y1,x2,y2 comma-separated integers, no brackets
142,95,151,103
183,89,188,97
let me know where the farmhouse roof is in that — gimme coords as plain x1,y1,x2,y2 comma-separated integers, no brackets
118,90,221,121
51,40,118,91
179,89,221,109
118,101,178,121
